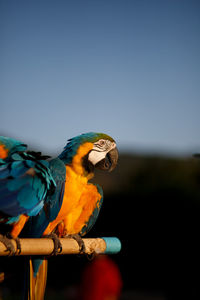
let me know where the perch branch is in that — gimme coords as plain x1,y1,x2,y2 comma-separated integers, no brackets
0,237,121,256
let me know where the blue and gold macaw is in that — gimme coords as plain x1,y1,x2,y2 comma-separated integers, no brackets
0,136,56,253
0,133,118,300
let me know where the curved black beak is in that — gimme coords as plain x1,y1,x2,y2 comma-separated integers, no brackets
95,147,118,172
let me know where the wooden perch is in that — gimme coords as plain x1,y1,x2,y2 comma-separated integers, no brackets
0,237,121,256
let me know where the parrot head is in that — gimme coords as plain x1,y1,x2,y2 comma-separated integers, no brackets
59,132,118,173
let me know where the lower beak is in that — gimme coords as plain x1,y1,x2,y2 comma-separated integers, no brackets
95,147,118,172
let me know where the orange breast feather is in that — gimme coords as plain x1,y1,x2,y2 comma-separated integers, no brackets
0,144,8,159
10,215,29,239
43,142,101,236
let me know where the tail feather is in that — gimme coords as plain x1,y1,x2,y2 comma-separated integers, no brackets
24,259,48,300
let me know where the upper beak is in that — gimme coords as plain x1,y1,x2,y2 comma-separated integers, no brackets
95,147,118,172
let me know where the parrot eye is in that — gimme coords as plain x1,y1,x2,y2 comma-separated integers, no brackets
94,139,108,150
99,140,106,147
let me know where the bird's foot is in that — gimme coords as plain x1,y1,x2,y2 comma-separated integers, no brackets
43,233,62,255
87,251,97,261
8,234,21,254
0,234,20,256
67,234,97,259
67,234,86,254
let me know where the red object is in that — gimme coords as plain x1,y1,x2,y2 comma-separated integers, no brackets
80,255,123,300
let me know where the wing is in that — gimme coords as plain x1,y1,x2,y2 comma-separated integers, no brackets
0,136,27,161
22,158,66,238
0,137,56,223
21,158,66,300
79,184,103,236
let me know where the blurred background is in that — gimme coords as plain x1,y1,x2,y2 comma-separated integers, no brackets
1,0,200,299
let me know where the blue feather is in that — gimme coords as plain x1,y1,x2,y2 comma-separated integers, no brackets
10,161,28,177
0,136,56,225
0,166,10,179
23,158,66,238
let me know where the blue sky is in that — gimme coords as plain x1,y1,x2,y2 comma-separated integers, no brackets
1,0,200,156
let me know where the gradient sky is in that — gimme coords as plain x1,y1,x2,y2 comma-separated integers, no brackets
1,0,200,156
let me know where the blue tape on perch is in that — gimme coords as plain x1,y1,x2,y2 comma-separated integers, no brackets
102,237,121,254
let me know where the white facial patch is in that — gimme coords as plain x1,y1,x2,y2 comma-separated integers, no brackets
88,141,116,165
88,150,107,165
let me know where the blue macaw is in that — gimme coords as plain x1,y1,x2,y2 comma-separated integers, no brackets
0,133,118,300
